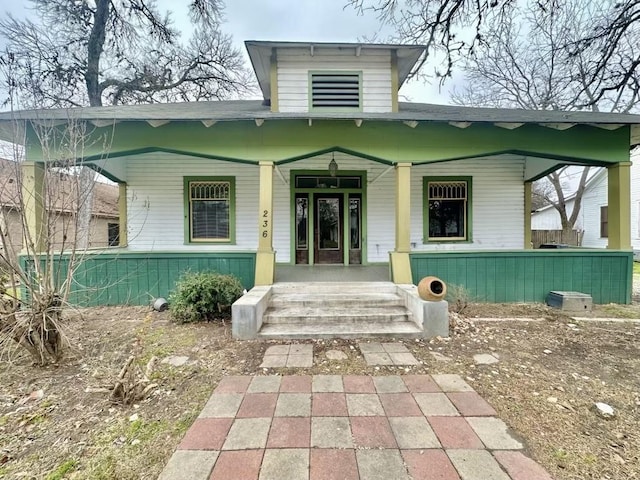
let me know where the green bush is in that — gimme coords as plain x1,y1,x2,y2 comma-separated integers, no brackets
169,271,244,323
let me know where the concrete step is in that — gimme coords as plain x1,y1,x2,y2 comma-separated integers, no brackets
270,282,398,295
257,321,423,340
262,305,413,324
269,292,404,308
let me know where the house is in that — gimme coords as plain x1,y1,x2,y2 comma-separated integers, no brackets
531,155,640,254
0,158,119,267
0,40,637,321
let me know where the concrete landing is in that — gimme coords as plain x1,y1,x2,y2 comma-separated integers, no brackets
158,374,554,480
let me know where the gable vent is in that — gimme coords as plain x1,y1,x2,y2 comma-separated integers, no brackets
311,73,360,108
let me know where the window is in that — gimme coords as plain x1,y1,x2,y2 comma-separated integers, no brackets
185,177,235,243
310,72,361,109
108,223,119,246
424,177,472,242
600,205,608,238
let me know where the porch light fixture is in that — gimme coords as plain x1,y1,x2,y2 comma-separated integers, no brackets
328,153,338,177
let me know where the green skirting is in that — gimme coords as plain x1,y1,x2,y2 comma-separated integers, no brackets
410,249,633,304
20,251,256,306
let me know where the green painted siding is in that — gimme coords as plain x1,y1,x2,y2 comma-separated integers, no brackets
20,251,255,307
410,250,633,304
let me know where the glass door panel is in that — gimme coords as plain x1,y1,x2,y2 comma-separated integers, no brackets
314,195,343,264
295,194,309,264
349,195,362,264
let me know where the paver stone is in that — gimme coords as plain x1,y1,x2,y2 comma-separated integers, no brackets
447,449,510,480
157,450,218,480
356,449,410,480
466,417,524,450
222,418,271,450
311,417,353,448
389,416,441,449
259,449,309,480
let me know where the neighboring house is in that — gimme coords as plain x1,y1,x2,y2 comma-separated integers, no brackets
0,158,119,263
531,154,640,253
0,40,638,308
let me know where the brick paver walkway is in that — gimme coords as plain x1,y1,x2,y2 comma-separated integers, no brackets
158,374,554,480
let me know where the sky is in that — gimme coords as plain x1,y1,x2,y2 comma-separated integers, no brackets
0,0,456,104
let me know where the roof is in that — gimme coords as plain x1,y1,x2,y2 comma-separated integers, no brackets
0,158,118,218
245,40,426,101
2,99,640,125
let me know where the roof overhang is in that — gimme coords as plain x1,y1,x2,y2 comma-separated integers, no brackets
245,40,425,101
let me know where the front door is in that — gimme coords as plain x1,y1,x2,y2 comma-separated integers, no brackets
314,194,343,264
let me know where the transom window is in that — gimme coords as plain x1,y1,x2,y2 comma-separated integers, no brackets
185,177,235,242
424,178,471,241
310,73,361,109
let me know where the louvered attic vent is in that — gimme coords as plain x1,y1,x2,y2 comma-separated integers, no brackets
311,73,360,108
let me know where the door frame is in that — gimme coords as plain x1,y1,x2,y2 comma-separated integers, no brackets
290,169,367,266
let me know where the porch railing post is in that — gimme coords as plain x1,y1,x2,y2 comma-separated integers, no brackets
607,161,632,250
255,161,275,285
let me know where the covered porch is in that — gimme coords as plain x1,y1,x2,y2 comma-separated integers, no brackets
5,104,637,308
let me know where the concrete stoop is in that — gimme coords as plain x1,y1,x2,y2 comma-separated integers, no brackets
231,282,448,340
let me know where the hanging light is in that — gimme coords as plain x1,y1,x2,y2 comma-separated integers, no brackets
328,153,338,177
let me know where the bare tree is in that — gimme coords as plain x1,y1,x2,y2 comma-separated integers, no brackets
0,0,252,108
347,0,640,108
0,114,112,365
0,0,253,249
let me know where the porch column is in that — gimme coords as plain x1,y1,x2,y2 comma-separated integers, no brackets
118,183,128,246
390,162,413,284
524,181,532,249
21,161,46,252
255,161,275,285
607,162,632,250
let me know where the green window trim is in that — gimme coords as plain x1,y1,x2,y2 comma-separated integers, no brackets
308,70,363,113
183,176,236,244
423,176,473,243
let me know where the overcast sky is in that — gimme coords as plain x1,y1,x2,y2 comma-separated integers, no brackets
1,0,456,104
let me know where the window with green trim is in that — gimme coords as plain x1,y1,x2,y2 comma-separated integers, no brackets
424,177,472,242
185,177,235,243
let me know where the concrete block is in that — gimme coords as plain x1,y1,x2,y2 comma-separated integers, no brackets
231,286,271,339
546,291,592,312
423,300,449,338
396,284,449,338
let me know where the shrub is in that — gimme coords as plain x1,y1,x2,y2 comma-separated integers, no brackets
169,272,244,323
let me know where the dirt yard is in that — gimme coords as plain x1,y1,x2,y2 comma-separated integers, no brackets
0,300,639,480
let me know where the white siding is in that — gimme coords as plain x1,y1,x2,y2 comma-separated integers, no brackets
531,199,581,231
532,206,563,230
125,153,259,251
276,48,393,113
411,159,526,251
580,173,608,248
124,153,527,258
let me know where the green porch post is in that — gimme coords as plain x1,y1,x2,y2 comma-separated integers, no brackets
255,161,275,285
524,181,532,249
607,162,632,250
21,161,46,252
390,162,413,283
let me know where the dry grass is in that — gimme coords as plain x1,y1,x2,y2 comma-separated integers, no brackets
0,304,638,479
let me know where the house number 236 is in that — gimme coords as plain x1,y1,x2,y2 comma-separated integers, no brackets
262,210,269,237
